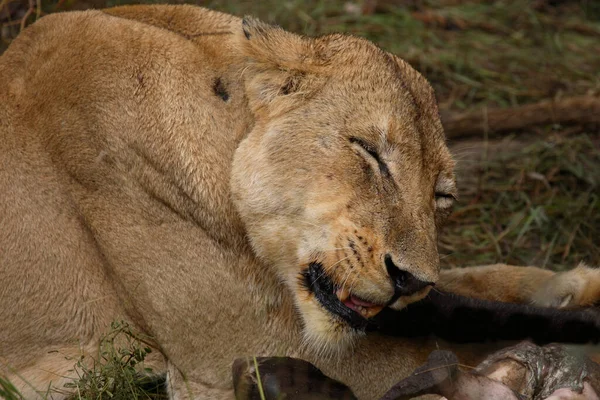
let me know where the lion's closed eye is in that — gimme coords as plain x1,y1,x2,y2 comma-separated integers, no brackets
349,136,390,177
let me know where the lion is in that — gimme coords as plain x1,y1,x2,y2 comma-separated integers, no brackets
0,5,598,400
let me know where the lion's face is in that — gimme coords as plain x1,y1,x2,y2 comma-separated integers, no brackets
231,18,456,351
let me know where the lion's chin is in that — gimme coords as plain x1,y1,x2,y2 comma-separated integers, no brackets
292,262,385,355
296,297,364,356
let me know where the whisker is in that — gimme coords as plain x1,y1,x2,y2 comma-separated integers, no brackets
347,272,361,295
322,256,350,276
340,266,354,294
314,256,351,282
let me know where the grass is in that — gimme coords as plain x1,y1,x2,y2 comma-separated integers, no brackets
0,0,599,398
0,322,166,400
441,132,600,269
62,322,164,400
0,375,27,400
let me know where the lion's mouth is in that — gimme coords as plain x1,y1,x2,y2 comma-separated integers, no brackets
335,287,385,319
302,262,386,330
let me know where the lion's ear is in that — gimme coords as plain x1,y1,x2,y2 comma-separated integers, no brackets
236,17,327,115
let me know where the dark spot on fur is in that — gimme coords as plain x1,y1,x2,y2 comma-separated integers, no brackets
182,31,231,40
281,78,294,95
348,240,365,268
357,254,365,269
213,78,229,102
282,74,304,96
242,19,251,39
349,240,357,254
341,250,354,270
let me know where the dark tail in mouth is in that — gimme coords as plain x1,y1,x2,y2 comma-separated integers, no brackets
371,290,600,345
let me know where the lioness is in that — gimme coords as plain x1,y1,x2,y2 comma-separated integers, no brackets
0,5,598,400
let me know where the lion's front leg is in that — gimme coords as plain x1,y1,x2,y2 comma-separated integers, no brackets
166,362,235,400
531,263,600,308
439,262,600,308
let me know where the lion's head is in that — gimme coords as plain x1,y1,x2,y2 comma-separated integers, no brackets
230,17,456,352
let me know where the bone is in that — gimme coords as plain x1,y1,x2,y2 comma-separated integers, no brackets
232,344,600,400
379,350,521,400
381,344,600,400
544,384,599,400
475,342,599,400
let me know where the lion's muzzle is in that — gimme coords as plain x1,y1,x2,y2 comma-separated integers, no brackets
384,254,435,301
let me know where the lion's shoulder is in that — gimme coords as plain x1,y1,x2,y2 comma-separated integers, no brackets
2,5,239,80
102,5,239,45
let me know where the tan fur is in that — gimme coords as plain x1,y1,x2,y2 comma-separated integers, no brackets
438,264,556,303
0,5,598,400
531,263,600,308
439,262,600,308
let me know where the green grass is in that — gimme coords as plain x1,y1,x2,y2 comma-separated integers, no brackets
0,375,27,400
62,322,165,400
441,133,600,269
0,322,166,400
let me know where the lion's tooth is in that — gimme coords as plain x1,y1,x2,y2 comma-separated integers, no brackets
363,305,384,318
335,287,350,303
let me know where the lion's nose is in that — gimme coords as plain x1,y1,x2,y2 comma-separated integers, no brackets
385,254,434,297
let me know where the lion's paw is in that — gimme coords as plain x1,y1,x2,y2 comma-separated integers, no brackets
532,263,600,308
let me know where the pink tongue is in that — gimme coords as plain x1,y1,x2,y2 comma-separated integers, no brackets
350,294,378,307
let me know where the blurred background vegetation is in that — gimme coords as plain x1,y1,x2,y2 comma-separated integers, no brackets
3,0,598,270
1,1,599,398
2,0,599,268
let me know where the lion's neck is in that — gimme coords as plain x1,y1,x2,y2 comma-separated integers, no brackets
129,66,255,251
